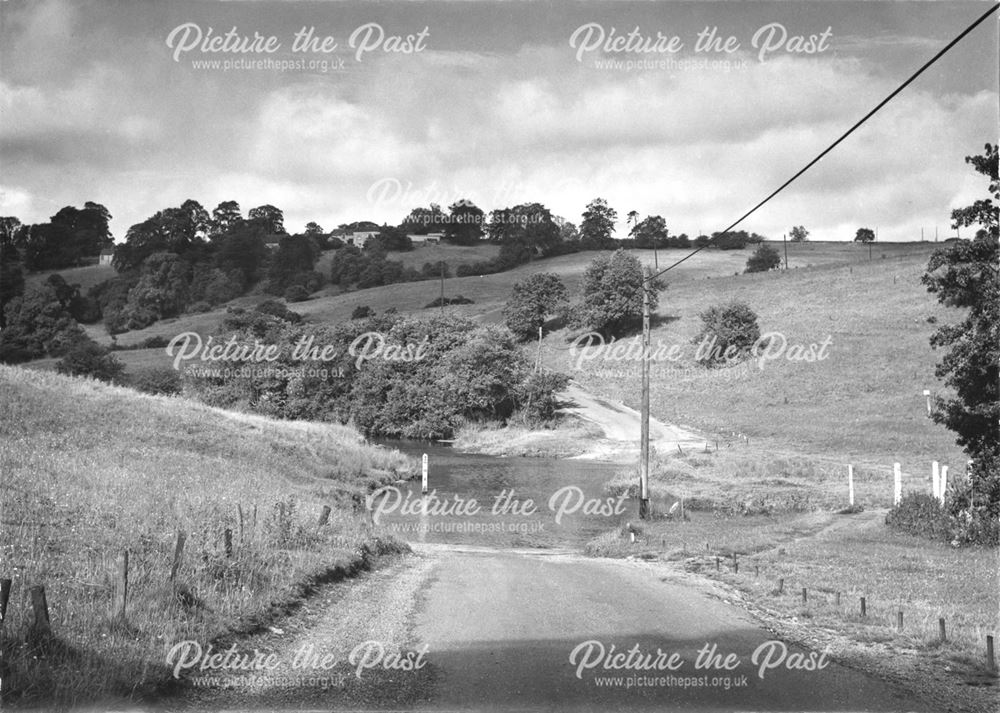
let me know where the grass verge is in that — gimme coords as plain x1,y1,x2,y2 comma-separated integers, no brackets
0,365,415,709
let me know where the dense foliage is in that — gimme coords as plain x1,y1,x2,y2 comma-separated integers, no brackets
182,313,566,439
503,273,569,341
921,143,999,539
745,244,782,273
575,249,658,337
693,301,762,366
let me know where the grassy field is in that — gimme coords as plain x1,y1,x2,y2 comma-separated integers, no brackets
544,246,962,466
0,366,415,708
586,510,999,684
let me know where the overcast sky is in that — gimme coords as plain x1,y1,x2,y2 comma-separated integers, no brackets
1,0,997,242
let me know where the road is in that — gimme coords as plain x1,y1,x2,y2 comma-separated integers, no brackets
406,544,928,712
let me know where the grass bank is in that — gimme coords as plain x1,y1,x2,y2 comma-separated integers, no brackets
452,418,606,459
0,365,415,709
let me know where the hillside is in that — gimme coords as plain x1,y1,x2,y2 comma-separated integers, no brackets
0,366,414,706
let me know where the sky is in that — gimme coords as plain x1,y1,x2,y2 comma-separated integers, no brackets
1,0,997,243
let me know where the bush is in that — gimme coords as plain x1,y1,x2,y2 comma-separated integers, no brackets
885,492,954,541
127,366,182,395
503,273,568,341
284,285,310,302
693,301,762,365
256,300,303,323
745,244,781,273
424,295,474,308
55,340,125,383
351,305,375,320
576,249,656,337
187,301,212,314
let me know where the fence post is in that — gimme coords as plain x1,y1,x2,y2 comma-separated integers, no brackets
29,586,50,634
848,464,855,507
988,635,995,671
835,591,841,607
170,530,187,582
801,588,807,604
224,528,233,558
939,466,948,504
318,505,331,527
932,461,940,499
238,504,246,543
422,454,429,495
777,578,784,594
0,578,11,626
860,596,867,617
897,610,903,631
939,617,947,642
893,463,902,506
116,550,129,620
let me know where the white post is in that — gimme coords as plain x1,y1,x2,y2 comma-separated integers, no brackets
421,453,429,494
893,463,902,506
940,465,948,505
932,461,940,499
923,389,932,417
848,465,855,507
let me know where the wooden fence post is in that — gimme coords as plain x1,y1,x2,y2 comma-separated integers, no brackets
777,578,784,594
170,530,186,582
801,588,807,604
987,635,995,671
224,528,233,558
421,454,429,495
939,617,947,643
318,505,331,527
238,504,246,543
835,591,841,607
29,586,50,634
715,557,720,571
116,550,129,620
897,610,903,631
860,596,867,617
0,578,11,626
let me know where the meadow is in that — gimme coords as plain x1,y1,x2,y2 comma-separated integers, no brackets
0,366,414,707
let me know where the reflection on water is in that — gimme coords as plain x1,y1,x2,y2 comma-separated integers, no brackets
372,441,636,548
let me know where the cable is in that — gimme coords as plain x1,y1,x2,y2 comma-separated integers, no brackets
641,1,999,287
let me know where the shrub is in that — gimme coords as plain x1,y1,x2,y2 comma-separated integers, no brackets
745,244,781,273
56,340,125,383
351,305,375,320
576,249,657,337
424,295,474,308
693,301,762,366
187,301,212,314
284,285,310,302
885,492,952,540
503,273,568,341
256,300,303,323
127,366,182,395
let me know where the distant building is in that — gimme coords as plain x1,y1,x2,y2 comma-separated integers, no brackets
409,232,443,247
98,248,115,266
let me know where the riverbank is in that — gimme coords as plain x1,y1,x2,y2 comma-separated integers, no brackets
453,381,706,462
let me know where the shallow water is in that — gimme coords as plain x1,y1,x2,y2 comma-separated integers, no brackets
372,441,638,548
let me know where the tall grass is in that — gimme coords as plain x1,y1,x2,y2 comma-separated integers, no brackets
0,365,414,708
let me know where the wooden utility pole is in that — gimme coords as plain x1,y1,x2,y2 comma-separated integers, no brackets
783,233,788,270
639,265,651,519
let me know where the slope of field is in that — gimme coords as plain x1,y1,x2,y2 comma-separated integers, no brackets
91,241,938,349
550,249,963,466
0,366,414,707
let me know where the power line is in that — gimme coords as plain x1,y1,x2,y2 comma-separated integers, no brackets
642,1,998,286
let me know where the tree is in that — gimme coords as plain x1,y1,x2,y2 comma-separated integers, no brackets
375,224,414,252
630,215,667,249
0,239,24,327
211,201,242,238
248,204,285,234
444,199,485,245
790,225,809,242
503,273,569,341
921,143,999,536
0,283,87,363
266,235,320,295
693,302,761,366
577,249,657,336
303,221,325,237
402,204,446,235
56,339,124,383
745,244,782,273
854,227,875,243
580,198,617,250
627,210,639,230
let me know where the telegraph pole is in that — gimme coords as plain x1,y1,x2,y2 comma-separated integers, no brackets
439,262,445,315
783,233,789,269
639,265,651,520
